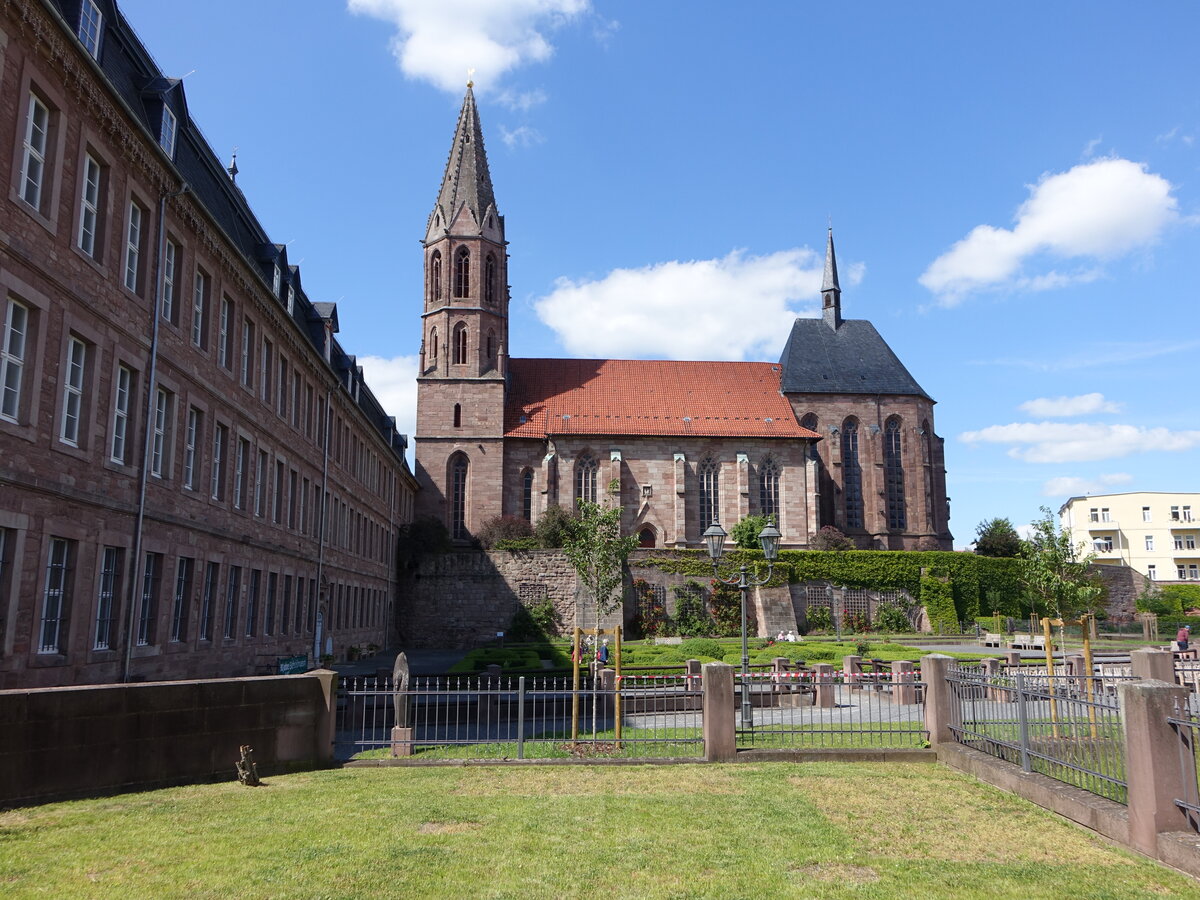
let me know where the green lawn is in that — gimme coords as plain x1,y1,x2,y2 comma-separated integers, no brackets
3,762,1198,899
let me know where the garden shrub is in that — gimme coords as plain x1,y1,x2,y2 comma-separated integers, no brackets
533,504,574,548
507,597,561,641
731,515,769,550
874,603,912,633
396,515,451,569
921,568,958,634
674,583,712,636
804,605,833,634
477,515,534,549
678,637,724,660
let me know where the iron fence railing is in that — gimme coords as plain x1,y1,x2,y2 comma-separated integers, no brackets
336,673,704,761
733,670,927,750
1167,694,1200,832
948,664,1129,803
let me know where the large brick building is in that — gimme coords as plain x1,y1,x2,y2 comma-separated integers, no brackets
0,0,417,687
415,89,951,551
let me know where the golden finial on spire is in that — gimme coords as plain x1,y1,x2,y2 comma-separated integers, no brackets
467,67,476,88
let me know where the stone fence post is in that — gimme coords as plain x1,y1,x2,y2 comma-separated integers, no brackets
813,663,836,708
309,669,338,765
1119,679,1190,855
843,654,862,690
921,654,955,747
1131,648,1174,682
891,660,916,706
702,662,736,762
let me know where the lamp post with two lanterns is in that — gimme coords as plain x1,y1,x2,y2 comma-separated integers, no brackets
702,518,781,729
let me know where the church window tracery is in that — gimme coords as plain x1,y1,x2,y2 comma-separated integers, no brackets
521,469,534,521
430,249,442,303
429,327,438,364
485,254,497,305
450,454,469,540
576,454,598,504
699,456,720,530
922,419,934,528
842,419,863,529
453,247,470,298
453,323,467,365
885,417,906,530
758,456,780,523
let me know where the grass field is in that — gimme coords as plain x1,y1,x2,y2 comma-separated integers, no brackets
2,762,1198,899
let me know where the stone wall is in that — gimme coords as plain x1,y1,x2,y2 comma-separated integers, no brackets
0,670,336,807
1093,564,1150,621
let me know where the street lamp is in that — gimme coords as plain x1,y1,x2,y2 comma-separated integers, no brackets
704,519,780,728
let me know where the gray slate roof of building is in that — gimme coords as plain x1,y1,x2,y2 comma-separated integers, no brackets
778,318,932,400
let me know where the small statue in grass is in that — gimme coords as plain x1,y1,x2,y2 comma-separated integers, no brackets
235,745,260,786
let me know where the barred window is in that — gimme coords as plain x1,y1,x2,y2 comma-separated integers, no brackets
450,455,469,539
94,546,120,650
40,538,72,654
758,456,780,522
842,420,863,529
699,457,720,530
576,455,598,504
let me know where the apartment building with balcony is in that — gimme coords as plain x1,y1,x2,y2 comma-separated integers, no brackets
1060,492,1200,582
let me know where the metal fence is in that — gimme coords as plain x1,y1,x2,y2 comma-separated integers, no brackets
947,664,1129,803
734,670,927,750
1168,694,1200,832
336,673,704,761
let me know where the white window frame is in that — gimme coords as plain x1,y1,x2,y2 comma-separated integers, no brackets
124,201,142,292
150,387,169,477
217,298,231,368
78,153,101,257
254,448,267,517
1100,508,1111,523
191,271,207,347
20,93,49,210
234,436,249,510
39,538,71,654
183,406,199,489
272,264,281,295
287,285,295,314
211,423,226,500
110,364,132,463
160,105,177,159
1145,535,1155,552
78,0,103,58
1143,507,1152,522
1147,564,1156,580
2,299,30,423
60,337,86,446
1188,535,1197,551
1186,506,1195,523
240,319,253,386
94,546,119,650
161,240,177,322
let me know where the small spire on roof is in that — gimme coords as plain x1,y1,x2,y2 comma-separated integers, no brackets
821,226,842,329
227,148,239,183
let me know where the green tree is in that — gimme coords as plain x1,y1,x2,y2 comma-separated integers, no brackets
973,517,1022,558
731,515,769,550
563,500,639,634
1018,507,1105,622
811,526,854,551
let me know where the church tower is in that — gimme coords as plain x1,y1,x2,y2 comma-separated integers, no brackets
413,85,509,539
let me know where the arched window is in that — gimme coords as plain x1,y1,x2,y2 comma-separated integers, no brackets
521,469,534,521
449,454,468,540
452,323,468,365
885,417,906,530
842,419,863,529
453,247,470,298
485,254,497,305
800,413,818,433
758,456,780,523
638,527,656,548
453,403,461,428
429,249,442,302
575,454,597,504
429,327,438,363
922,419,934,528
699,457,720,530
486,329,496,360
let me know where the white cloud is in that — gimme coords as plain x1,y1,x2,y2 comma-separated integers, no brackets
1018,393,1122,417
976,339,1200,372
347,0,589,93
1042,473,1132,498
959,422,1200,464
500,124,545,148
920,158,1179,304
358,354,419,464
495,88,547,112
1081,136,1103,158
533,248,825,360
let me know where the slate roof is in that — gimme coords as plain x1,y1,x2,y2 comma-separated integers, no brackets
505,359,818,440
778,319,932,400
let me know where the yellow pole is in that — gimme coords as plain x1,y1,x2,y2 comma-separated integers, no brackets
614,625,623,746
1041,616,1060,739
571,626,581,741
1082,614,1097,739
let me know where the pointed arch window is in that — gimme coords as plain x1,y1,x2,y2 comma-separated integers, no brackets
487,329,496,361
430,249,442,303
758,457,780,523
429,327,438,365
453,247,470,298
452,323,468,365
453,403,461,428
699,457,720,531
922,419,934,528
485,254,497,305
575,454,598,504
842,419,863,529
885,417,906,530
800,413,818,433
450,454,468,540
521,468,534,521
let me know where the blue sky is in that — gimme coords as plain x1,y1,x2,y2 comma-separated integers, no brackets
118,0,1200,547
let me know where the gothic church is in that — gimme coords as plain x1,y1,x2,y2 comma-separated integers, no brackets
414,88,952,551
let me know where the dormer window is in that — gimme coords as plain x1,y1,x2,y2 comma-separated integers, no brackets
78,0,103,59
287,285,295,314
160,106,177,159
272,264,281,295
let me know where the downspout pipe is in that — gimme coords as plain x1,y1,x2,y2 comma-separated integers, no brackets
314,386,332,663
122,182,189,682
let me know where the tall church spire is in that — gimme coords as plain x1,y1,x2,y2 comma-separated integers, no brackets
427,84,498,239
821,227,842,329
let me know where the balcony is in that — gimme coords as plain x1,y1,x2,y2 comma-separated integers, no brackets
1085,519,1118,531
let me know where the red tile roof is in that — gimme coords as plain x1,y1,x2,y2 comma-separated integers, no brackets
504,358,818,439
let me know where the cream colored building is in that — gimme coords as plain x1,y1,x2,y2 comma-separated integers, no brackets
1060,492,1200,582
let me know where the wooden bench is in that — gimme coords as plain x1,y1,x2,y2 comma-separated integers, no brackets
982,633,1005,648
1008,634,1053,651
